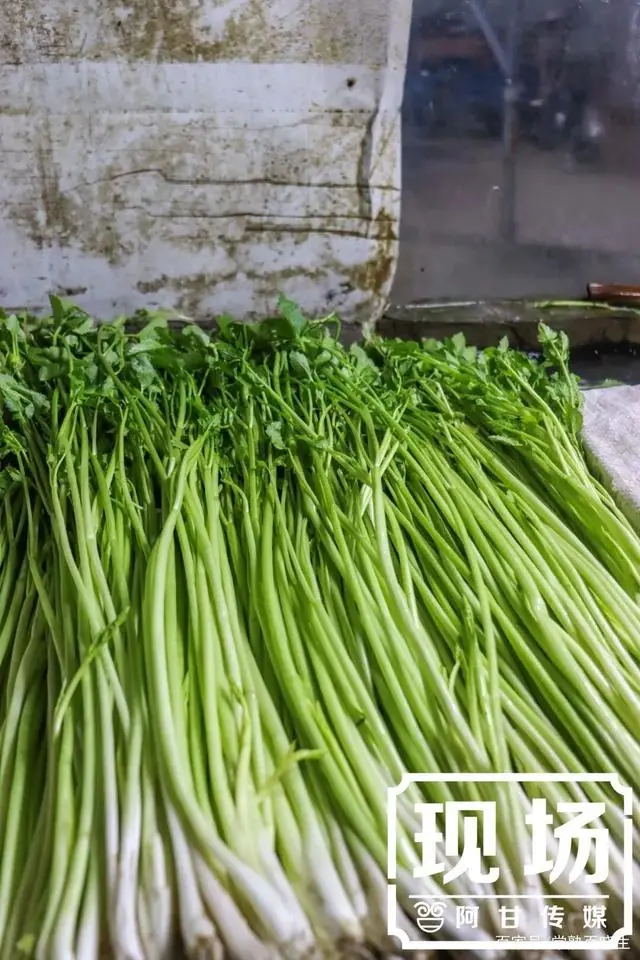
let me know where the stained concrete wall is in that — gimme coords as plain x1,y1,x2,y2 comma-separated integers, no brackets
0,0,411,324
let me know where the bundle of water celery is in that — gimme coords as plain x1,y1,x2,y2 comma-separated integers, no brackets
0,297,637,960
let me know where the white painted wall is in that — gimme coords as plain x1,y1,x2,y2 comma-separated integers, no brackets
0,0,412,325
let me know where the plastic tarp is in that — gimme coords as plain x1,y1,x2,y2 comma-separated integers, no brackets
0,0,412,325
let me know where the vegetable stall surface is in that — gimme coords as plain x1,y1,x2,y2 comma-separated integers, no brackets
0,296,638,960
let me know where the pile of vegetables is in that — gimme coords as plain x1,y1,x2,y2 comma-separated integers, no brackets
0,296,638,960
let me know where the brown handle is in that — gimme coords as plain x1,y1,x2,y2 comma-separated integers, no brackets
587,283,640,304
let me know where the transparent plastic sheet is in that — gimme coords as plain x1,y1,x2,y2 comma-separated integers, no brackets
392,0,640,307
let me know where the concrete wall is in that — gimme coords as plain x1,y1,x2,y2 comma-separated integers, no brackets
0,0,411,325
